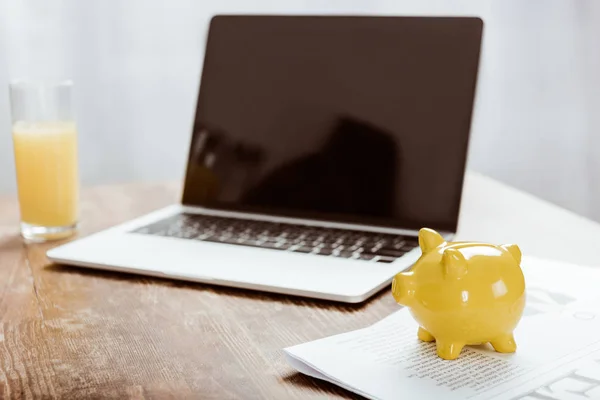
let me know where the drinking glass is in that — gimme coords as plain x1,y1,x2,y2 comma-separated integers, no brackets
9,80,79,241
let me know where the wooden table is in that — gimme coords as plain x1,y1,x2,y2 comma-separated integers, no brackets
2,173,600,399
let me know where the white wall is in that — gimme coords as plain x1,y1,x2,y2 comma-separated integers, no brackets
1,1,599,222
467,0,600,222
0,0,12,191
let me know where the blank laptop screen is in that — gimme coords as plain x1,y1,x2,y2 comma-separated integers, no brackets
182,15,483,232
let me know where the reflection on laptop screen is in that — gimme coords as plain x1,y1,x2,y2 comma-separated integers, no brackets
182,16,483,232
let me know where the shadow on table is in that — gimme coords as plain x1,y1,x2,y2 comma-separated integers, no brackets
0,233,80,251
281,372,364,399
45,263,388,311
0,234,24,250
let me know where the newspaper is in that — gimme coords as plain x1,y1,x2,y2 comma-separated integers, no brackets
284,257,600,399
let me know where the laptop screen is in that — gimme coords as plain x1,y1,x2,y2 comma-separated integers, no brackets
182,15,483,233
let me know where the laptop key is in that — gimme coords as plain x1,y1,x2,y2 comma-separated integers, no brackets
404,237,419,246
259,241,281,249
375,256,396,263
337,251,354,259
372,248,407,258
392,240,405,250
400,243,418,252
293,246,313,254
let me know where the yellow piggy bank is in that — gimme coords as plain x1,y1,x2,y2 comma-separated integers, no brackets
392,228,525,360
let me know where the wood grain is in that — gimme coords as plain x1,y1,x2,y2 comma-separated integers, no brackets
0,182,399,399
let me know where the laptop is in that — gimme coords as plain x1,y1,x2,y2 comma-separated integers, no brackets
47,15,483,303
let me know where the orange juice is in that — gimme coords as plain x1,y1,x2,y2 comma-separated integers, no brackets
12,121,79,227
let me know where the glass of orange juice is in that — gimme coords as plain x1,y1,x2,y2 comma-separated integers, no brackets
9,80,79,241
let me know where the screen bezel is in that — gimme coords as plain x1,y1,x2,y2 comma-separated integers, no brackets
181,15,483,234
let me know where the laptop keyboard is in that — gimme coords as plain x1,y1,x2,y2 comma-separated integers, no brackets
132,213,419,263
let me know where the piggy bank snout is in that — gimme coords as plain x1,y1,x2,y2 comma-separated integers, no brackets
392,273,414,306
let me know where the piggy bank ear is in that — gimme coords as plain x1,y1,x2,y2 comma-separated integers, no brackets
442,248,468,279
418,228,446,253
502,244,522,264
